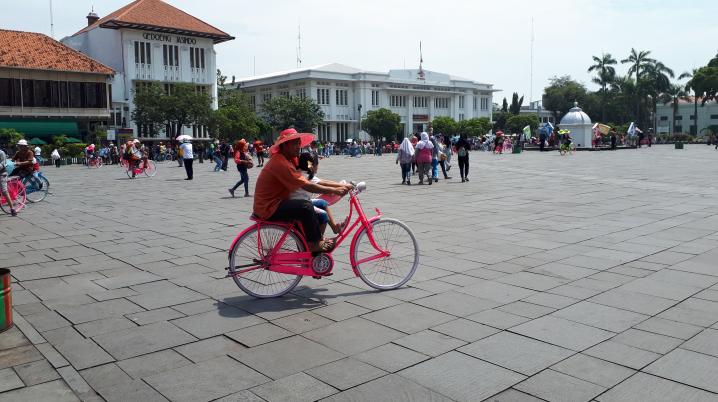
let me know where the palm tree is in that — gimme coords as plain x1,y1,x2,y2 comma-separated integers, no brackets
679,69,699,135
622,49,656,125
643,61,675,134
659,84,688,133
588,53,617,121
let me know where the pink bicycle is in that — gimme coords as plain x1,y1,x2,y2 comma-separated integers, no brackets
226,182,419,298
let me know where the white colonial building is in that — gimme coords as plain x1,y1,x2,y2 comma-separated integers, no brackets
227,63,496,142
655,97,718,136
62,0,234,142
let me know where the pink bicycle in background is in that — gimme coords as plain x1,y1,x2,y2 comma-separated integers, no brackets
226,182,420,298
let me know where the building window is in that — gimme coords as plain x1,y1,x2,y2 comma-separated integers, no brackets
675,125,682,132
390,95,406,107
262,93,272,103
675,116,683,120
295,88,306,98
336,89,348,106
189,47,205,69
134,41,151,65
249,95,256,108
480,98,489,110
660,116,668,121
711,114,718,120
459,113,465,121
434,97,449,109
458,96,465,109
279,91,290,98
316,88,330,105
371,90,380,106
413,96,428,108
473,96,478,110
690,115,696,120
162,45,179,67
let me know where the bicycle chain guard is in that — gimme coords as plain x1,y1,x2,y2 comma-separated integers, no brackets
311,253,334,275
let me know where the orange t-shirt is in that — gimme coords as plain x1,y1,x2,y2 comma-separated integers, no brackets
253,153,309,219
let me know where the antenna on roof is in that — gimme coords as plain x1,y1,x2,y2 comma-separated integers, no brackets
49,0,55,38
418,41,425,80
296,23,302,68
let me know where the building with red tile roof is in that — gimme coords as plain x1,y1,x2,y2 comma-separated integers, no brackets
0,30,114,141
62,0,235,142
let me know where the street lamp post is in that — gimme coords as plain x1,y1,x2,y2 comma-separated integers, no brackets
358,104,363,136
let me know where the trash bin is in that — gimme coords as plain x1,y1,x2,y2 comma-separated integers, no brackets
512,146,522,154
0,268,13,332
675,142,684,150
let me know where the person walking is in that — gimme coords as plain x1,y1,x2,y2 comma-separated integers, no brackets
212,147,223,171
396,137,414,185
430,135,440,182
51,148,61,168
438,137,452,180
610,129,617,150
229,139,252,197
455,134,470,182
415,132,434,185
33,145,43,166
254,139,265,167
180,139,193,180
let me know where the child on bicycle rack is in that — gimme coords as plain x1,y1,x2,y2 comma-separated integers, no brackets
292,152,349,237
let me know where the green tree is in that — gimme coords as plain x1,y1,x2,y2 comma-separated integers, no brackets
509,93,524,115
217,69,227,87
431,116,457,135
542,76,588,122
643,60,674,132
621,48,656,125
492,111,510,131
505,114,539,135
588,53,617,121
261,96,325,132
208,89,261,141
457,117,492,137
361,108,401,141
0,128,24,148
163,83,213,138
501,97,508,112
131,82,167,137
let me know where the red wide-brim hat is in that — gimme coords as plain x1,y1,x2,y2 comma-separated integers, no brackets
269,128,315,154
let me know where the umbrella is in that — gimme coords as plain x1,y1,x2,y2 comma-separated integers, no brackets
28,137,47,145
64,137,82,143
176,135,193,142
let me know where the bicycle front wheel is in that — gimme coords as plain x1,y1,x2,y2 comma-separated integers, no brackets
228,224,303,298
352,218,419,290
23,176,48,203
1,178,26,213
144,160,157,177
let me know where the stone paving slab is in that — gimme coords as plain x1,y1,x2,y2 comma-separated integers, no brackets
5,146,718,400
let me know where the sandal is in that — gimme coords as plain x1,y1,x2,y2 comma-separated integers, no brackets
332,218,348,234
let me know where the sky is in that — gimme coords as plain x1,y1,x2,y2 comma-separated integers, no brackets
2,0,717,104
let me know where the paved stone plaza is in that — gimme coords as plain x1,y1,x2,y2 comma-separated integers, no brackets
1,145,718,401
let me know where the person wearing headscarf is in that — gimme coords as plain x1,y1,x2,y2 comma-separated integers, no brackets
437,136,452,180
396,137,415,185
430,135,440,183
229,139,252,197
414,132,434,185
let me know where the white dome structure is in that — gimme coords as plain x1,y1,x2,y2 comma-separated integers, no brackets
559,102,593,148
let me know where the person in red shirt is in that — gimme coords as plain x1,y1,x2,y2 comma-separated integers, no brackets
253,128,348,253
253,139,265,167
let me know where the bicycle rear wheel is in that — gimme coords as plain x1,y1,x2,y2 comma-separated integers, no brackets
144,160,157,177
23,175,48,203
228,224,303,298
1,178,26,213
352,218,419,290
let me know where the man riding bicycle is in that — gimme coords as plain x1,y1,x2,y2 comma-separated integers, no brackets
253,128,350,253
127,139,147,177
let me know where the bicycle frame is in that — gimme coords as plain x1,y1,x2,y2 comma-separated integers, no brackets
229,188,389,278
